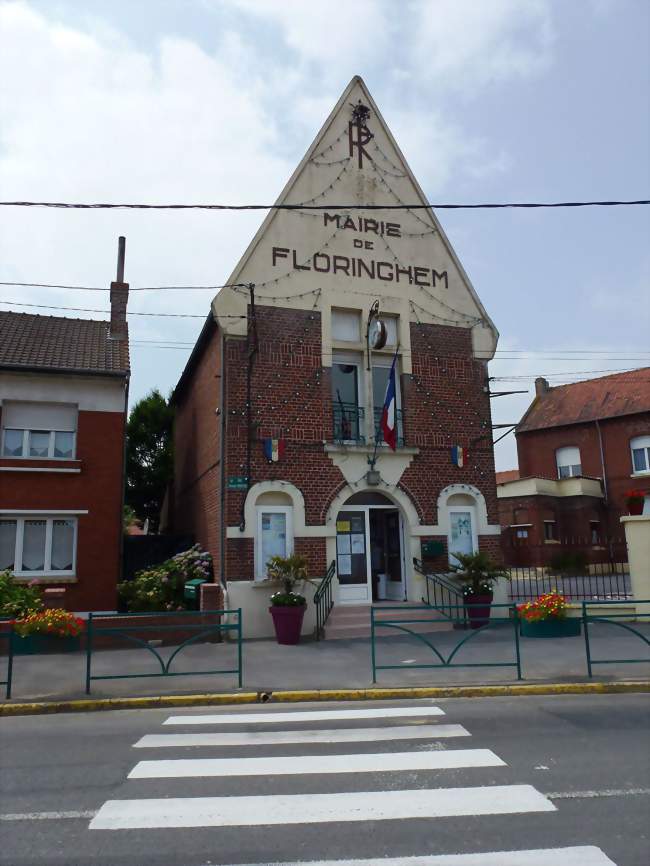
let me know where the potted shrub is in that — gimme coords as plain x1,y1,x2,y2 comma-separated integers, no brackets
449,552,509,629
266,554,309,645
518,591,581,638
12,608,85,654
625,489,646,516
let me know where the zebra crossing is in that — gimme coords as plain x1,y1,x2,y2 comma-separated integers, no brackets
89,701,618,865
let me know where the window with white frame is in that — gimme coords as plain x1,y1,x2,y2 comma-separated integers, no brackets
255,506,293,580
332,351,364,443
0,516,77,575
331,309,361,342
556,446,582,478
1,402,77,459
630,435,650,474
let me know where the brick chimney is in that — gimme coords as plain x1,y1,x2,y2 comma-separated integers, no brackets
535,377,550,397
110,235,129,340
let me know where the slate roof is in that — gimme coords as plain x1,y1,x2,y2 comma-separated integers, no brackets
0,311,129,376
517,368,650,433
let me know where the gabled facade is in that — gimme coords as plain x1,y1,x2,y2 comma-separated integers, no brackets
498,370,650,565
171,77,501,637
0,280,130,611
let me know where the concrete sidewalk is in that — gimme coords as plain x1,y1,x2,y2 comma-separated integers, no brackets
2,620,649,705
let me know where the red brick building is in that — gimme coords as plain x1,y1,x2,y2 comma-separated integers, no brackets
170,77,502,636
498,370,650,566
0,280,130,611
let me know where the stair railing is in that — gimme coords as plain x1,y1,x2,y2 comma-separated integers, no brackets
314,560,336,640
413,557,467,627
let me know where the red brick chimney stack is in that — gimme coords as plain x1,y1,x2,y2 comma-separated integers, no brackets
109,235,129,340
535,376,550,397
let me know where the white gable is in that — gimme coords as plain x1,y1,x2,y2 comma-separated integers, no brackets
213,75,498,365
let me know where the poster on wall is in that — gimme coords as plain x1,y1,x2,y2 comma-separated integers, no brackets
351,534,365,554
337,535,351,554
337,554,352,575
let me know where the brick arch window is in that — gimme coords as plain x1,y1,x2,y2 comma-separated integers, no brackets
630,434,650,475
556,446,581,478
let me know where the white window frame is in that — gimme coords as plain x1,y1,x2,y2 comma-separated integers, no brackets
556,446,582,479
630,435,650,476
332,350,365,444
331,309,362,343
2,428,76,460
0,515,78,577
447,505,478,567
255,506,293,581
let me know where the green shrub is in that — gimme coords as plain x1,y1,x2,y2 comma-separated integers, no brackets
0,569,43,618
117,545,212,612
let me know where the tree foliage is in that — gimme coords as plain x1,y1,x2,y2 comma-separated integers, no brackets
125,389,174,528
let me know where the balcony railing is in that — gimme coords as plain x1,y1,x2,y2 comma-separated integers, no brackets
332,403,405,447
373,407,405,448
333,402,365,444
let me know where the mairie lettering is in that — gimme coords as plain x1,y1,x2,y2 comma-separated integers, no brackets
323,212,401,237
272,246,448,288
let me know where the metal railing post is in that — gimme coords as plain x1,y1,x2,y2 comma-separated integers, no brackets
237,608,243,688
513,605,522,680
370,607,377,684
5,626,13,700
582,601,593,677
85,613,93,694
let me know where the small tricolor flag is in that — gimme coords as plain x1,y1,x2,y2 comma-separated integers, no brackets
263,438,286,462
451,445,468,467
380,351,399,451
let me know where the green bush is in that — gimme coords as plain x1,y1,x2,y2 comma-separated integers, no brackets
266,554,309,607
117,545,212,612
0,569,43,618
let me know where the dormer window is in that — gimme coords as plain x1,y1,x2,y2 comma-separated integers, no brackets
556,446,581,478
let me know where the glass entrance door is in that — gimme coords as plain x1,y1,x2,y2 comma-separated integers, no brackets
335,510,371,603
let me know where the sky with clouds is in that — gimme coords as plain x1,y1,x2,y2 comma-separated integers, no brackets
1,0,648,470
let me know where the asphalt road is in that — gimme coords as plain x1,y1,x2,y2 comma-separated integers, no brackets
1,694,649,866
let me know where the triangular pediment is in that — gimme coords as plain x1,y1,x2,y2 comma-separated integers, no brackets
213,75,498,361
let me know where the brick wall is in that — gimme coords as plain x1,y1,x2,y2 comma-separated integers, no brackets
0,408,125,610
172,326,223,576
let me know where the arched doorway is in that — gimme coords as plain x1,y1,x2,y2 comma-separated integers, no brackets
335,491,406,604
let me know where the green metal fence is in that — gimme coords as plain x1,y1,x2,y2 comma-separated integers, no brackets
582,600,650,677
85,608,243,693
370,603,522,683
0,622,13,699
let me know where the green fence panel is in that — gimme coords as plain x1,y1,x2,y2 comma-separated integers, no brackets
371,602,522,683
582,600,650,677
85,608,243,694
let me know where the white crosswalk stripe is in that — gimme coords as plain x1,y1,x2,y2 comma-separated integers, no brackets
234,849,617,866
128,747,505,778
133,722,470,748
162,705,446,725
88,701,619,864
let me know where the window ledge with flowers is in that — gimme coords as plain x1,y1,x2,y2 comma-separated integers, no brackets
517,592,581,638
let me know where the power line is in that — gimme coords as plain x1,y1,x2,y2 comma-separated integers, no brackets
0,300,245,319
0,281,250,292
1,199,648,211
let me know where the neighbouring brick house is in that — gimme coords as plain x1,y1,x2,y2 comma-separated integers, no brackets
0,276,130,611
170,76,502,637
498,369,650,566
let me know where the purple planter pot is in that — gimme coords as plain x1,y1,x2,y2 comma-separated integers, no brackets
269,605,306,645
464,592,493,629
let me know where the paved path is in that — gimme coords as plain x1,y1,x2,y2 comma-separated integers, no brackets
1,694,649,864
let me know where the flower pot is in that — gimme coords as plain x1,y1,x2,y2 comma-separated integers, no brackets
628,500,644,516
464,592,493,629
269,604,306,645
520,618,581,638
12,634,81,655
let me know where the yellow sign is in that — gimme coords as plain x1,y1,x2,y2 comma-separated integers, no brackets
336,521,351,532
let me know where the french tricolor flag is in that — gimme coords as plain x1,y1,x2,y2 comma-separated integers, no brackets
451,445,468,467
380,351,398,451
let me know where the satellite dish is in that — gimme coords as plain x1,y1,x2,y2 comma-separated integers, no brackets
369,318,388,350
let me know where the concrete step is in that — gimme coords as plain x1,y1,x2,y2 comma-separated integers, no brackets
322,603,454,640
